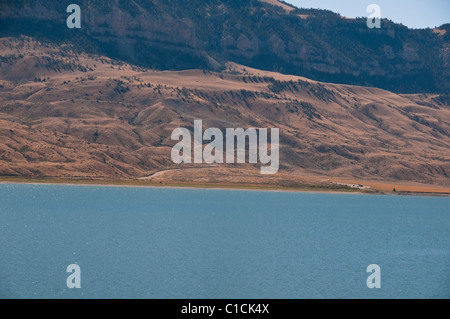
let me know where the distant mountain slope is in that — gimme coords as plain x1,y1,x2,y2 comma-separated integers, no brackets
0,0,448,93
1,37,449,186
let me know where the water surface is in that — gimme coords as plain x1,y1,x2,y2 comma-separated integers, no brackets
0,184,448,298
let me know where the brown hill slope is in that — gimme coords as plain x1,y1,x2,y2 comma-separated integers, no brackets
0,37,449,191
2,0,448,93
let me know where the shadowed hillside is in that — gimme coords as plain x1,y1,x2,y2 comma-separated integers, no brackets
0,0,449,93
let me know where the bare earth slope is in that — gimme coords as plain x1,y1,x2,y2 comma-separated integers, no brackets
1,37,449,192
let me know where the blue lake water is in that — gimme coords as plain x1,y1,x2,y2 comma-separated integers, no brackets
0,183,449,299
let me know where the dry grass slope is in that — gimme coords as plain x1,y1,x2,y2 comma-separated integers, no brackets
1,37,449,193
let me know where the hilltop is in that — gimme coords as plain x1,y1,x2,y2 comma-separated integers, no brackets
0,0,449,93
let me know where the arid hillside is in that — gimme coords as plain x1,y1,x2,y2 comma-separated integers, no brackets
1,0,449,93
1,37,449,190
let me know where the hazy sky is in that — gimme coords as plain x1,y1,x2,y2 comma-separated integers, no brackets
284,0,450,29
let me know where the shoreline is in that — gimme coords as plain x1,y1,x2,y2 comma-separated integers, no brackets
1,177,449,197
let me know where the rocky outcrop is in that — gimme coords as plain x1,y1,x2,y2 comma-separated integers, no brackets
0,0,448,93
